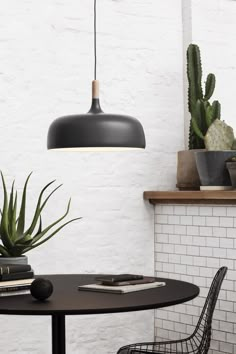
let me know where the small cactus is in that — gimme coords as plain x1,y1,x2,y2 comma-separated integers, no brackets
204,119,235,151
187,44,221,149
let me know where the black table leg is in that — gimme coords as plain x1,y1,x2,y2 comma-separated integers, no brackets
52,314,66,354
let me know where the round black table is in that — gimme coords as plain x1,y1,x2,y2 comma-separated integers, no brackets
0,274,199,354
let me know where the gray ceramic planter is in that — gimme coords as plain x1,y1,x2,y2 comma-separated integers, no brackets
195,151,236,186
226,162,236,188
0,255,28,265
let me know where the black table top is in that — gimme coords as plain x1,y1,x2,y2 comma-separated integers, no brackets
0,274,199,316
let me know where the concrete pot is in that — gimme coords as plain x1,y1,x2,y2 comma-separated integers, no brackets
176,150,201,190
0,255,28,265
195,151,236,187
226,162,236,188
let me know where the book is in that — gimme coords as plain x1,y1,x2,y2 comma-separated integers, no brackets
103,276,157,286
0,285,32,293
0,278,34,293
0,270,34,282
0,289,30,297
0,264,31,275
78,281,166,294
95,274,143,285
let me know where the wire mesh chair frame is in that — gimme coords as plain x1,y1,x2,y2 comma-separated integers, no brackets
117,267,228,354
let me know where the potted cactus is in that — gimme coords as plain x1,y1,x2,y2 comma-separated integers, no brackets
194,120,236,188
0,172,81,265
177,44,221,190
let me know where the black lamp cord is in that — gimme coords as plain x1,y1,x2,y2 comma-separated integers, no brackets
94,0,97,80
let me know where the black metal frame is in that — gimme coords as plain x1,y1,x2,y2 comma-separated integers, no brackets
117,267,227,354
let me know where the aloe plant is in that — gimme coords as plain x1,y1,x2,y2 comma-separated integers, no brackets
0,172,81,257
187,44,221,149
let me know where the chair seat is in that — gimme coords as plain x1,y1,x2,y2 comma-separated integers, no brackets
117,267,227,354
118,338,201,354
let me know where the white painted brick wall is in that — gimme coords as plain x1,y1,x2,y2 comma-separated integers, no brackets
191,0,236,132
155,204,236,354
183,0,236,146
0,0,184,353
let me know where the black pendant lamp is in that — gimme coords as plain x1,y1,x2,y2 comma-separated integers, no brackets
47,0,146,151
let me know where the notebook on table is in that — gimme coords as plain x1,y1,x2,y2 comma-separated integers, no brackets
78,276,165,294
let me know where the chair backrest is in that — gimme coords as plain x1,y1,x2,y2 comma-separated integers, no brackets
191,267,227,353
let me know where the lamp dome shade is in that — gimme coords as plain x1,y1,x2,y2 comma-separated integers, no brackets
47,99,146,151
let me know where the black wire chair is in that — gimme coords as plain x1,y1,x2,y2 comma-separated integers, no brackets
117,267,227,354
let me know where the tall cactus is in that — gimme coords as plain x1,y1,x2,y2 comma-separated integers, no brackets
187,44,221,149
187,44,203,115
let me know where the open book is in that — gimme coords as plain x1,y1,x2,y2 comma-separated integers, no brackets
78,281,165,294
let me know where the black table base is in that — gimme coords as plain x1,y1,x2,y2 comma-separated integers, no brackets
52,314,66,354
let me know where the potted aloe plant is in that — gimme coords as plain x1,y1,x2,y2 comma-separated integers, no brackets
177,44,221,190
0,172,81,265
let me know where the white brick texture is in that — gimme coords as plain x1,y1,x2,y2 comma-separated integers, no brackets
155,204,236,354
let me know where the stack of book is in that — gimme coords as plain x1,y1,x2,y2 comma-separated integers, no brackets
0,264,34,297
78,274,166,294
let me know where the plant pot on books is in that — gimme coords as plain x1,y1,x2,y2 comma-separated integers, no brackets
0,255,28,265
195,151,236,189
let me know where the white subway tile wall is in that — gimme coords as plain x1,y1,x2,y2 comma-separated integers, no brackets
155,204,236,354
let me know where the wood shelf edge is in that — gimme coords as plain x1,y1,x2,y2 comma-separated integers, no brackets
143,190,236,205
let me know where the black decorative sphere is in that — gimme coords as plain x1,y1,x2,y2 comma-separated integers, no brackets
30,278,53,301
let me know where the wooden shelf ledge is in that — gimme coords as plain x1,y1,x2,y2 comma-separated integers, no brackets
143,190,236,205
